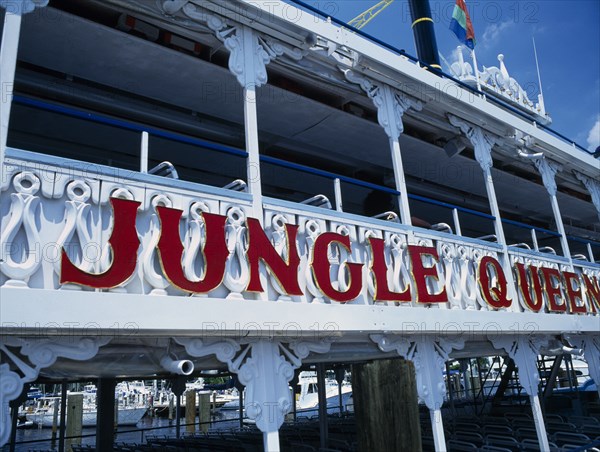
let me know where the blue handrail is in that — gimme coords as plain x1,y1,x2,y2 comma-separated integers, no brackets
285,0,591,155
13,95,249,158
407,193,495,220
501,218,562,238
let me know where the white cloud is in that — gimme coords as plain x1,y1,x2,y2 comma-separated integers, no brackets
481,21,514,48
587,116,600,152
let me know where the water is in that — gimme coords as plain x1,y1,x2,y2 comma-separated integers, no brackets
4,410,243,451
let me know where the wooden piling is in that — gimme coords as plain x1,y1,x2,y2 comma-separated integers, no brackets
65,394,83,452
352,358,422,451
51,398,59,448
198,392,211,433
185,390,196,433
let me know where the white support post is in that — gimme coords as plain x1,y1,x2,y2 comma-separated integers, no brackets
570,334,600,398
263,430,280,452
389,137,412,225
343,71,422,226
239,26,264,222
177,337,332,452
549,194,571,259
0,9,22,182
533,158,571,260
448,116,520,311
452,208,462,236
587,243,595,263
448,116,506,243
430,409,445,452
490,336,550,452
333,177,343,212
531,228,539,251
140,131,149,173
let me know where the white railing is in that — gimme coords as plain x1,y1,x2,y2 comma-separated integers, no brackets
1,150,599,317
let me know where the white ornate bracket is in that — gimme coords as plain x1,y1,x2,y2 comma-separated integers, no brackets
161,1,305,89
0,0,48,15
370,334,465,410
176,337,331,433
448,115,500,174
488,335,551,395
567,334,600,397
343,70,422,141
0,336,110,445
574,171,600,221
533,158,562,197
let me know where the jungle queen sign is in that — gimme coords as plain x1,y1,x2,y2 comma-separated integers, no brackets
60,198,600,315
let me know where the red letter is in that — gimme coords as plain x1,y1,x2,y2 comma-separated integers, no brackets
540,267,566,312
515,263,544,312
369,237,411,302
60,198,140,289
246,218,302,295
583,275,600,313
157,207,227,293
563,272,587,314
408,245,447,303
477,256,511,309
311,233,363,303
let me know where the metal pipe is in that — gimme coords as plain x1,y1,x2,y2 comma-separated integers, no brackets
160,356,194,376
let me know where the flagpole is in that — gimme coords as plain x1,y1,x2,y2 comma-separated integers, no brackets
471,48,482,93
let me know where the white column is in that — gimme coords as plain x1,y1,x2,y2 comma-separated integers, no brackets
344,72,422,226
448,116,520,311
178,337,332,452
0,9,22,181
0,336,110,446
490,336,550,451
570,334,600,398
240,26,263,221
389,137,412,225
533,158,571,259
263,430,280,452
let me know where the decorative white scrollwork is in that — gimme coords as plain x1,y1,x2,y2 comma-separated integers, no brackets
265,214,294,302
302,219,324,303
448,115,499,174
567,334,600,397
175,2,305,89
176,336,331,434
361,229,379,304
344,70,422,141
54,180,94,290
574,171,600,221
0,172,43,288
533,158,562,197
224,207,249,299
0,336,110,445
489,335,552,395
141,195,173,295
182,201,212,297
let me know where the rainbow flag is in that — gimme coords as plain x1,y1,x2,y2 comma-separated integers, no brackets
449,0,476,49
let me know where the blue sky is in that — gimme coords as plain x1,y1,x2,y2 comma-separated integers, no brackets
297,1,600,153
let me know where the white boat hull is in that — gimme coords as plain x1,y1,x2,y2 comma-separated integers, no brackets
27,406,147,427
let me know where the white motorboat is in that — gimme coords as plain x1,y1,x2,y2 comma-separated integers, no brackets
26,387,148,427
